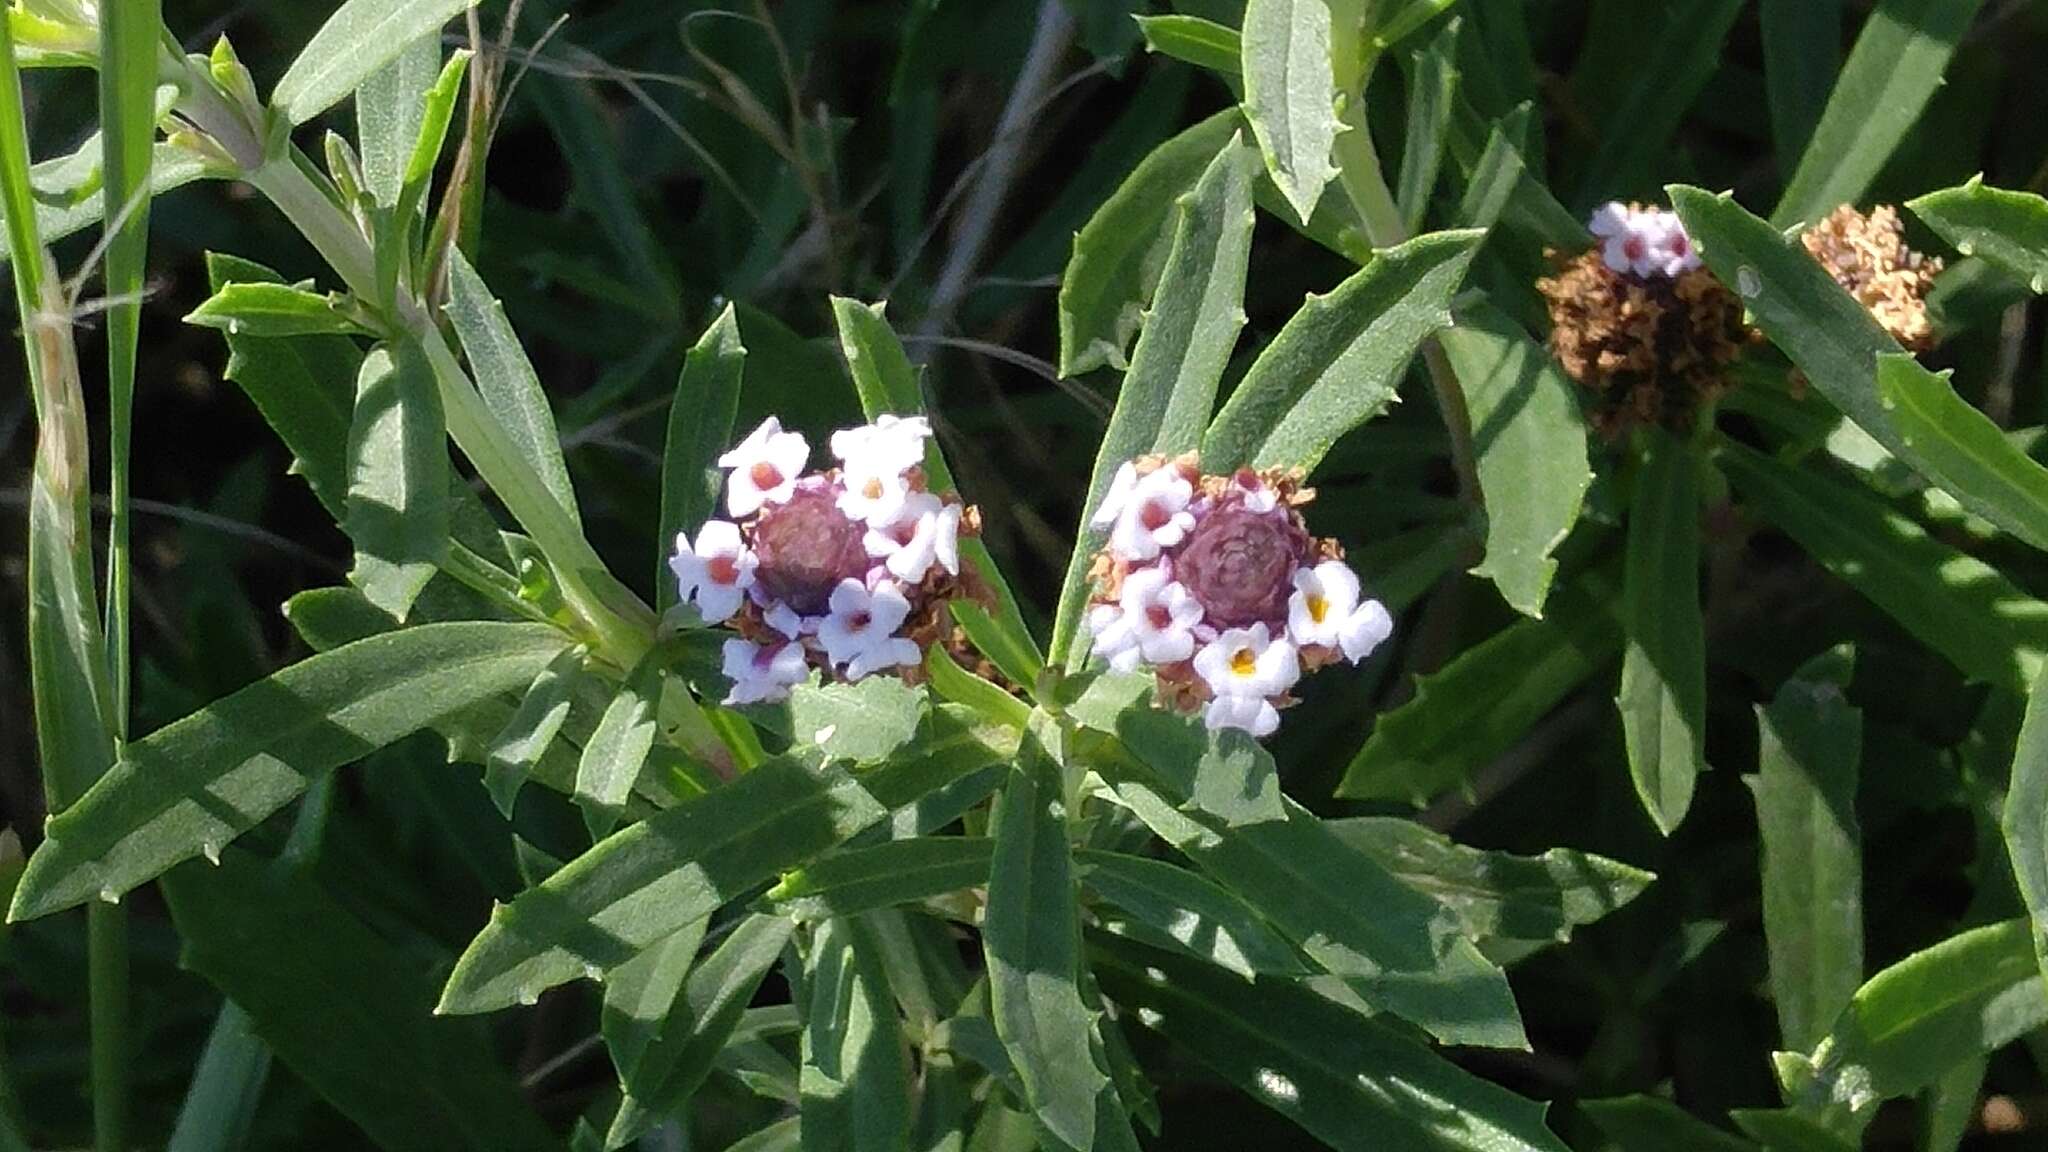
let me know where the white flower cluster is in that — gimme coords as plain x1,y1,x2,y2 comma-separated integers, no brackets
1085,460,1392,738
670,415,965,706
1590,201,1701,278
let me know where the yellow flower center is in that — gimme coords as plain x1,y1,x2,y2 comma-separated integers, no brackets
1306,593,1328,624
862,477,884,500
1229,647,1257,676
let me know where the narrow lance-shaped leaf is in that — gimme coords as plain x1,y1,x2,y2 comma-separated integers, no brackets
800,916,912,1152
575,654,664,817
1439,301,1590,617
606,915,794,1148
356,33,438,206
271,0,481,125
445,249,581,525
392,49,472,229
165,1002,271,1152
1717,439,2048,694
1092,935,1572,1152
1201,229,1483,474
1396,18,1459,235
483,647,588,816
1240,0,1341,221
1778,919,2048,1119
186,282,373,339
1875,353,2048,555
160,850,561,1152
768,838,994,922
1749,645,1863,1052
601,920,708,1095
658,305,745,609
8,622,571,920
1328,818,1655,964
1619,430,1705,836
1672,187,2048,560
1771,0,1990,228
1909,176,2048,295
1135,14,1243,78
2003,661,2048,990
1049,135,1259,667
344,342,449,620
1760,0,1843,177
1076,849,1307,978
437,757,885,1014
982,731,1115,1151
1339,562,1622,803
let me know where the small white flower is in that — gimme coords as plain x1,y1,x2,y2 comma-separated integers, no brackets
1090,461,1141,530
1193,623,1300,700
864,491,939,557
832,415,931,525
1286,560,1393,662
1109,467,1196,562
668,521,756,623
718,417,810,517
817,578,920,679
883,503,962,584
1086,602,1136,668
1205,693,1282,738
1647,213,1702,277
1589,202,1698,279
1234,471,1281,513
1090,567,1203,672
721,637,810,705
763,601,811,639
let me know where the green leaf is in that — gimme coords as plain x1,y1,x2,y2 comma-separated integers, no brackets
1786,919,2048,1113
1909,176,2048,295
1619,430,1705,835
437,757,884,1014
576,654,664,815
1919,1057,1985,1152
787,677,929,764
982,734,1115,1150
658,305,745,609
271,0,481,125
1098,709,1527,1048
1050,135,1258,667
1717,439,2048,694
355,32,438,207
1339,563,1622,803
600,921,707,1096
1750,646,1864,1053
1136,14,1243,76
1771,0,1989,227
160,850,560,1152
1328,818,1655,964
800,916,912,1152
769,838,991,922
605,915,794,1148
1760,0,1842,177
1570,0,1745,205
1093,935,1571,1152
925,645,1031,731
1396,18,1459,235
393,49,470,225
9,622,569,919
1874,353,2048,554
185,282,371,339
165,1003,270,1152
484,647,588,816
1439,302,1590,617
445,249,581,526
344,342,448,620
2003,662,2048,991
1200,229,1482,473
1580,1096,1757,1152
1240,0,1341,221
1076,849,1307,978
1058,111,1239,376
1729,1111,1858,1152
0,141,213,258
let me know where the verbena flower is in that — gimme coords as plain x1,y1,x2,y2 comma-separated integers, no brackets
1800,204,1941,352
676,415,985,705
1084,455,1390,737
1539,201,1749,438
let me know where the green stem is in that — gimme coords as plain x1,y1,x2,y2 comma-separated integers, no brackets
244,150,653,668
1332,101,1479,504
86,904,127,1152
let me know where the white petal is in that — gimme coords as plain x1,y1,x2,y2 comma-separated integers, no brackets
866,582,914,634
717,417,783,469
1339,600,1394,663
765,602,809,639
1091,462,1140,529
933,505,962,575
827,578,870,618
696,520,745,554
696,581,746,623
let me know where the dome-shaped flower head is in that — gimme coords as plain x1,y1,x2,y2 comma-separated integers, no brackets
1173,501,1311,629
817,578,921,680
669,520,757,623
1287,560,1392,662
719,417,810,517
722,637,810,705
749,483,873,615
866,492,963,584
1089,565,1204,672
833,415,932,526
1109,466,1197,562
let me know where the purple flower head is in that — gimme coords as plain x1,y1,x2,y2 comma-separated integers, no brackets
749,485,873,615
1172,500,1310,630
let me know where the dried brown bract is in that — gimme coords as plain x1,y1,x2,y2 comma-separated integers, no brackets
1800,204,1942,351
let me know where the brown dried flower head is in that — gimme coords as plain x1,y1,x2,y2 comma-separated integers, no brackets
1538,202,1751,439
1800,204,1942,352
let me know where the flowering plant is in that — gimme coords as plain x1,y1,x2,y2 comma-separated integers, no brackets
4,2,2048,1152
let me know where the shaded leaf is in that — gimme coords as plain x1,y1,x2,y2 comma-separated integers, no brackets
800,916,912,1152
1580,1095,1757,1152
2003,661,2048,989
1397,19,1459,234
1136,14,1242,77
575,655,664,816
1619,430,1705,835
1570,0,1745,206
445,249,580,526
768,838,992,922
1077,848,1306,978
344,341,448,620
601,920,708,1093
